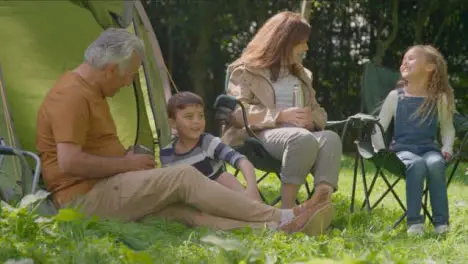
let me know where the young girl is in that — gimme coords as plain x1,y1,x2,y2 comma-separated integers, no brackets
372,45,456,235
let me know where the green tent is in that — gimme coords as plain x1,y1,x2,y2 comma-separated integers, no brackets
0,0,172,202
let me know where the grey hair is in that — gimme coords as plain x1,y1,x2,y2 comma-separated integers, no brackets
84,28,144,73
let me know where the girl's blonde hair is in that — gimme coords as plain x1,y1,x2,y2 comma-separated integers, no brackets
397,45,455,122
229,11,310,82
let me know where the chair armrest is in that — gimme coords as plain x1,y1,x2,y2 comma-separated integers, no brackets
326,113,379,128
0,146,16,155
326,113,384,141
325,119,350,127
349,113,379,122
0,143,42,195
214,94,258,139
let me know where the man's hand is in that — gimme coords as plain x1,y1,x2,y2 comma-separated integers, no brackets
124,150,156,171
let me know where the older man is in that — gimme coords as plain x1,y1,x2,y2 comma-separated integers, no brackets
35,28,334,236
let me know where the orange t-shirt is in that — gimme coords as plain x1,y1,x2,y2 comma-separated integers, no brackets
36,72,126,206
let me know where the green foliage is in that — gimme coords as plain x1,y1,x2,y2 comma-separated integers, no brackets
143,0,300,132
144,0,468,151
1,157,468,263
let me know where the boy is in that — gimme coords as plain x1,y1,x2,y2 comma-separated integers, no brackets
160,92,262,202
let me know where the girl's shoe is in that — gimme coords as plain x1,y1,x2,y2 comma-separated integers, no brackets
407,223,424,236
434,224,449,234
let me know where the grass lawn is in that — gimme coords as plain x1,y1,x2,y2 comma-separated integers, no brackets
2,155,468,264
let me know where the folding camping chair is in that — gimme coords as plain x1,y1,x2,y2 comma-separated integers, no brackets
213,69,315,206
0,64,57,215
343,62,468,228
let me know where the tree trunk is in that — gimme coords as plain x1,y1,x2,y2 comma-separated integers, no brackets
414,0,439,44
189,2,215,130
373,0,399,65
301,0,313,21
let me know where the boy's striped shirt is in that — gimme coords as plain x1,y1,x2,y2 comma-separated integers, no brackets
159,133,246,179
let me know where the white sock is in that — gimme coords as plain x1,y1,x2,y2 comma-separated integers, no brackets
279,209,295,226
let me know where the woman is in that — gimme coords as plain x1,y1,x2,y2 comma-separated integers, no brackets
222,11,342,210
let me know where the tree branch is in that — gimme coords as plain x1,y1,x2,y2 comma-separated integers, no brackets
434,16,449,45
373,0,399,64
414,0,440,44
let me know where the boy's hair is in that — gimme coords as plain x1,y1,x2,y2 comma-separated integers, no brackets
167,91,205,119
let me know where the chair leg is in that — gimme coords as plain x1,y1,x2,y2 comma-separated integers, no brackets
391,212,407,230
374,175,407,230
370,171,406,212
369,178,401,210
360,168,380,209
270,196,282,206
393,190,432,230
359,156,372,212
258,190,268,204
447,157,461,186
350,151,360,213
447,132,468,186
257,171,271,183
421,184,433,222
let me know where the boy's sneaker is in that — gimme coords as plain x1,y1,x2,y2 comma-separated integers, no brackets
434,224,449,235
407,223,424,236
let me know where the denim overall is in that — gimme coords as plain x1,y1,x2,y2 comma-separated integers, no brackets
390,88,448,226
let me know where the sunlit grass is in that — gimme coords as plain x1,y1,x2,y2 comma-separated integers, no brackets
2,155,468,263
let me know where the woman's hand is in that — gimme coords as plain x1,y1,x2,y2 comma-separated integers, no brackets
277,107,313,129
442,151,452,161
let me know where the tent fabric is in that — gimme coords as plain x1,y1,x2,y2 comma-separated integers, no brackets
0,0,172,202
132,2,173,148
0,1,138,152
0,65,24,202
0,1,168,154
69,0,125,29
72,0,173,149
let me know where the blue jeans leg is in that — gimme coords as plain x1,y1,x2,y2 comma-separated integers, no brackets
423,151,449,226
397,151,428,225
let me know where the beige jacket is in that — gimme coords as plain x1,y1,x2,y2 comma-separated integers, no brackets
222,64,327,146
